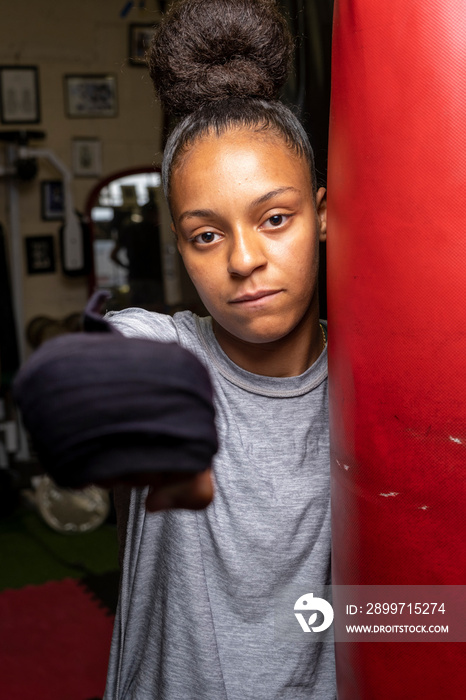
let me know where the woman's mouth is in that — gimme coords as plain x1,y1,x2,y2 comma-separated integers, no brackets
229,289,283,305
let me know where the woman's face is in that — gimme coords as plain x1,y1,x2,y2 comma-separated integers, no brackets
171,128,327,347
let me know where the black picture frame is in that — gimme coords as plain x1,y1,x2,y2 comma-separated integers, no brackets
128,23,157,66
25,235,56,275
64,74,118,118
0,66,40,124
41,180,64,221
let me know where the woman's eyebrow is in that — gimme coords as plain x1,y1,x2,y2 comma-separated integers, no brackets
177,187,300,225
250,186,300,208
178,208,216,225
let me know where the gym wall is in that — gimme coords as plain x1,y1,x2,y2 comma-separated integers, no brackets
0,0,162,340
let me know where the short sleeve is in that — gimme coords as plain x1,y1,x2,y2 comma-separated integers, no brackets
105,307,179,343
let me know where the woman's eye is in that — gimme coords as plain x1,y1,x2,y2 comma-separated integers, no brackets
265,214,288,228
193,231,220,245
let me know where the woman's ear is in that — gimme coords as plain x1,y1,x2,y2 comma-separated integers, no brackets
316,187,327,242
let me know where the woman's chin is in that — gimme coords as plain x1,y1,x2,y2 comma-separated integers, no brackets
214,319,294,347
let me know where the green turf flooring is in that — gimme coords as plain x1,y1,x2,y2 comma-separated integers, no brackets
0,504,119,591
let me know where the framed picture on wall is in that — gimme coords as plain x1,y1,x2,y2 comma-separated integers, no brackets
41,180,64,220
72,137,102,177
65,74,117,118
128,23,157,65
0,66,40,124
25,235,56,275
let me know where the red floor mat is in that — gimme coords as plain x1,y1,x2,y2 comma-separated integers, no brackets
0,578,114,700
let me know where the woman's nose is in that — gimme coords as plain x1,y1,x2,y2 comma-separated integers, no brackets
227,230,267,277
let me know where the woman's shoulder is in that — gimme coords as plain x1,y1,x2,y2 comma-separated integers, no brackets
106,307,198,344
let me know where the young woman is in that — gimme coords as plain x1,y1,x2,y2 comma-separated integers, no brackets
105,1,335,697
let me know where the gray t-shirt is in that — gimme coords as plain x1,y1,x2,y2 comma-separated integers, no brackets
104,308,336,699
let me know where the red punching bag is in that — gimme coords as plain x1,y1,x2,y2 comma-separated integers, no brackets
327,1,466,698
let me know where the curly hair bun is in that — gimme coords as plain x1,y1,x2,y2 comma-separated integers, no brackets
148,0,293,116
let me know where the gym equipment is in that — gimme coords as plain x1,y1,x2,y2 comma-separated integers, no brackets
0,130,84,364
0,130,86,464
327,1,466,697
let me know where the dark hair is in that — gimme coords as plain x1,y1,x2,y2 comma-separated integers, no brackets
147,0,317,200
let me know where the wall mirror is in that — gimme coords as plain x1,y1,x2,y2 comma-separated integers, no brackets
85,166,203,314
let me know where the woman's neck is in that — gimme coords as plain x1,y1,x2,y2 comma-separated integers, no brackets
212,309,325,378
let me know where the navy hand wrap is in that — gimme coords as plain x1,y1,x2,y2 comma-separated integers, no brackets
13,294,217,488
